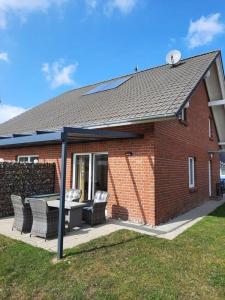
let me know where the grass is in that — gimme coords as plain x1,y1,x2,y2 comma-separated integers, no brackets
1,205,225,300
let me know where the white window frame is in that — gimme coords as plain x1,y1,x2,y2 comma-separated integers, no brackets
208,160,212,197
209,118,212,138
92,152,108,198
180,102,189,122
188,157,195,188
17,155,39,163
72,153,92,200
220,167,225,177
181,108,186,121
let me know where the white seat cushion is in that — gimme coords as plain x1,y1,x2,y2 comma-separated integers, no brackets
94,191,109,203
65,189,81,202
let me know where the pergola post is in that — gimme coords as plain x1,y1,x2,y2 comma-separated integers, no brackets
57,139,67,259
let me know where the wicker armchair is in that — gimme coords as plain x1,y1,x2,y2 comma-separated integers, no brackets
65,189,82,202
11,195,33,234
28,198,59,240
82,191,109,226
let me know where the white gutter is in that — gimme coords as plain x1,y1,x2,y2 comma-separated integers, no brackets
85,113,176,130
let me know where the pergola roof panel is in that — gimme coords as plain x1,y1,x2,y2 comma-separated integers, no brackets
0,126,143,148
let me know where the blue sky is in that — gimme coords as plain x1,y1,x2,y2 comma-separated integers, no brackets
0,0,225,123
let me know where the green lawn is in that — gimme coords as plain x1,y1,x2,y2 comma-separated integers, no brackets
1,205,225,300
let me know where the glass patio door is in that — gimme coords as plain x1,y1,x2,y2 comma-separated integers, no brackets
73,154,92,201
92,154,108,198
73,153,108,201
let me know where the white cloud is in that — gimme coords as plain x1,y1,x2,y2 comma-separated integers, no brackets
108,0,137,14
186,13,225,49
86,0,138,15
0,0,137,26
0,103,26,123
0,52,9,62
42,59,78,89
0,0,68,29
86,0,98,11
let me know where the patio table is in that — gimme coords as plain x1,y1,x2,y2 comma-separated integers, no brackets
47,200,87,229
30,193,60,200
28,194,87,229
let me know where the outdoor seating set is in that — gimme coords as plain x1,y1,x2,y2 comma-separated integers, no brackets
11,190,109,240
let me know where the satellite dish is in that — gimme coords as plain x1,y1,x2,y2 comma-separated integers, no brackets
166,50,181,66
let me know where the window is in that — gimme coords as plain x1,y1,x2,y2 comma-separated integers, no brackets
73,152,108,200
179,108,187,122
84,76,131,95
17,155,39,163
209,118,213,139
181,108,187,121
179,101,190,123
188,157,195,188
220,162,225,179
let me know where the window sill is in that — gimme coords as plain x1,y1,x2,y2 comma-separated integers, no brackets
189,187,198,193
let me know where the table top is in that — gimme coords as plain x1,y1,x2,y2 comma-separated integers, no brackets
47,200,87,209
28,194,87,209
31,193,60,199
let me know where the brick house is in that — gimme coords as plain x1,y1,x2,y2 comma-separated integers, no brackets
0,50,225,225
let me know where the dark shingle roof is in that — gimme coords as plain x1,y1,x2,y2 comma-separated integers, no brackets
0,51,219,135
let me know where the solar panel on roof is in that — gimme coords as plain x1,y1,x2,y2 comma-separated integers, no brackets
84,76,131,95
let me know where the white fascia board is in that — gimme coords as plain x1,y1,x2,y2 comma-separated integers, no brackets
208,99,225,106
206,53,225,146
216,55,225,98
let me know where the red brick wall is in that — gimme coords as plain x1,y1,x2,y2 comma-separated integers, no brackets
154,80,220,224
0,124,156,224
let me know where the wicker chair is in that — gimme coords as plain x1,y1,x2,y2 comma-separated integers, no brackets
11,195,33,234
82,191,109,226
28,198,59,240
65,189,82,202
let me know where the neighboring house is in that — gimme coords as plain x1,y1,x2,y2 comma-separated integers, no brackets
0,50,225,225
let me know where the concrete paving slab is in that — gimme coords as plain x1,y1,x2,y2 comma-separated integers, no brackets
112,197,225,240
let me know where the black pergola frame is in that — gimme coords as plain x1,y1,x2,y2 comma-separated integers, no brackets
0,126,143,259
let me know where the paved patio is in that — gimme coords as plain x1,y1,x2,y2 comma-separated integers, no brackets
0,197,224,252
